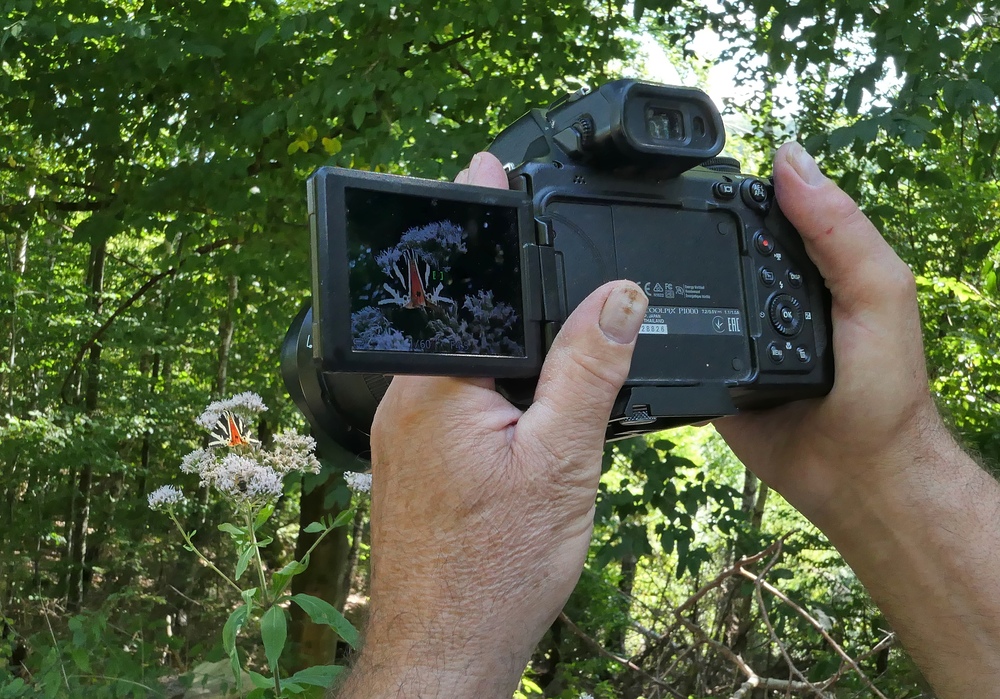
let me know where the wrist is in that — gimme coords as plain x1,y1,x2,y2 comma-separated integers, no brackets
805,409,965,537
338,607,527,699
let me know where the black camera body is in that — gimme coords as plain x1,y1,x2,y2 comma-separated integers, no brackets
282,80,833,456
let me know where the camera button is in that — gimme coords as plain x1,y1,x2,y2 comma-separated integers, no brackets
713,181,737,200
767,342,786,364
795,345,812,363
759,268,776,286
769,294,803,336
787,270,804,288
753,230,775,256
741,178,772,211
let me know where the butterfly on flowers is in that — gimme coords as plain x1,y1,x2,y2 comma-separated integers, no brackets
209,410,260,448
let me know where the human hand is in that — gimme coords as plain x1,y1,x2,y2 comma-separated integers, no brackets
713,142,947,525
340,152,648,698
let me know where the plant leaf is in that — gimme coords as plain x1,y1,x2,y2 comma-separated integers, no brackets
260,605,287,677
286,664,346,688
290,593,359,649
332,507,356,528
236,545,255,580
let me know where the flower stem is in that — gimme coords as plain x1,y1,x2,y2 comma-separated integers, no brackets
245,510,281,696
168,513,242,594
244,511,271,606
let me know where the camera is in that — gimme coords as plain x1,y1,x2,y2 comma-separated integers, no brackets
282,79,833,456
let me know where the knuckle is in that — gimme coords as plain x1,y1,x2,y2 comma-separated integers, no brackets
885,259,918,302
829,193,870,232
570,345,630,397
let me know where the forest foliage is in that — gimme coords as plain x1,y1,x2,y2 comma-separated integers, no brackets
1,0,998,697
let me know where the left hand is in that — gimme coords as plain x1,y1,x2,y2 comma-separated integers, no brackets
341,152,647,698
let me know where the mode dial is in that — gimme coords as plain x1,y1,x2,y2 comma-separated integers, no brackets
701,157,742,173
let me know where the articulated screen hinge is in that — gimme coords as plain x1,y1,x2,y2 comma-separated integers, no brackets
522,242,567,324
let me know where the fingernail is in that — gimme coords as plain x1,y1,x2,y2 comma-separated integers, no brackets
454,168,470,184
787,142,827,186
599,283,648,344
467,152,486,181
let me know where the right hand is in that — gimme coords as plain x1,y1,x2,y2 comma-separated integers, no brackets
713,142,947,524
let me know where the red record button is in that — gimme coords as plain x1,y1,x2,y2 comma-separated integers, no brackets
753,230,775,256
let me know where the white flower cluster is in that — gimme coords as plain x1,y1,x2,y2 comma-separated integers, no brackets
148,485,186,511
151,392,321,510
343,471,372,493
195,391,268,430
263,432,321,475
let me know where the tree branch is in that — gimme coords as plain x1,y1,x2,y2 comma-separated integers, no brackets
60,236,238,403
558,612,684,699
737,568,890,699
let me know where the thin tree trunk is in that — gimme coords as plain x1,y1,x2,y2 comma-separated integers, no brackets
340,502,368,597
726,469,769,659
2,229,27,412
215,274,239,397
607,552,637,654
67,239,106,612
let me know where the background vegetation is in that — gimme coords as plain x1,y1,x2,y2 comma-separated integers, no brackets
1,0,997,696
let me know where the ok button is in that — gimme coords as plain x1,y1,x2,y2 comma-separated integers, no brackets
769,294,803,336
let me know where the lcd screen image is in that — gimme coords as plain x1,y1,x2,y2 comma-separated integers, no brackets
344,188,526,357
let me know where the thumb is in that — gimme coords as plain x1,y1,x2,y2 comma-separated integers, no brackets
516,281,647,465
774,142,914,313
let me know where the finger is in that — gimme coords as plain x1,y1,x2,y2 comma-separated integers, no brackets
454,152,509,189
773,142,915,313
517,281,647,468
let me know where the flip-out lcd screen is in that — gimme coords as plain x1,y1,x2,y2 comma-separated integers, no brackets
344,187,527,357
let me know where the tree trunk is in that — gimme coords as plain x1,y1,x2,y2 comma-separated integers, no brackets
725,469,769,658
215,274,239,397
67,238,106,612
2,229,27,412
607,552,637,654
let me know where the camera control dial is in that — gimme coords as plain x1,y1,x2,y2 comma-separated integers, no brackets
701,157,742,173
769,293,803,337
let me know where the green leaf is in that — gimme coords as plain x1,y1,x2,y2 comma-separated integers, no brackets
223,605,249,656
827,126,854,151
261,605,288,674
332,507,356,528
286,664,346,688
322,136,342,155
287,139,308,155
290,593,359,649
914,169,952,189
223,604,250,693
254,26,277,53
263,112,283,135
272,558,309,596
255,504,275,529
236,545,255,580
303,521,325,534
1,678,27,698
276,559,308,577
249,671,271,689
352,104,367,129
219,522,244,537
